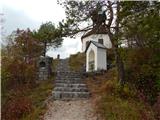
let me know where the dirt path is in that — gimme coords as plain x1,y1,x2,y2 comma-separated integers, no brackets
43,99,99,120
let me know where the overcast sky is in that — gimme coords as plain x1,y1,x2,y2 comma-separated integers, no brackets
1,0,82,58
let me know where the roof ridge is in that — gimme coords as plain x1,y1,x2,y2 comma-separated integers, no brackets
85,40,106,53
81,25,108,40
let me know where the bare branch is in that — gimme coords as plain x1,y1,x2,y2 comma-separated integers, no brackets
107,1,114,28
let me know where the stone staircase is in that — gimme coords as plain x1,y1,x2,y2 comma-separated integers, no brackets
52,59,90,100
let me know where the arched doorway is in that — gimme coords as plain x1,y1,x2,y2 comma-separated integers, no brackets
88,49,95,71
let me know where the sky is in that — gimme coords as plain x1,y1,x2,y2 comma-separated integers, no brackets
1,0,82,58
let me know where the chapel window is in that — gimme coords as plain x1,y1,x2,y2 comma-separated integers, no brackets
98,39,103,44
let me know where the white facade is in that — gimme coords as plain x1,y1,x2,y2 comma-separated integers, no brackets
82,34,112,52
97,48,107,70
86,42,107,72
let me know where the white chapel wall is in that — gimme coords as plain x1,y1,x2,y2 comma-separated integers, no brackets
97,48,107,70
82,34,112,52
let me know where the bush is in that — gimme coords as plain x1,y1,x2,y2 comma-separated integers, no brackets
124,48,160,104
153,94,160,119
69,52,86,71
2,57,37,91
86,69,155,120
2,95,32,120
1,29,45,120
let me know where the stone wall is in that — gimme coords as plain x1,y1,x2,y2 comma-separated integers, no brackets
38,56,53,80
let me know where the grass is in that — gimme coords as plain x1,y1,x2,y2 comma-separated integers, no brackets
100,94,154,120
2,59,58,120
86,68,155,120
22,58,59,120
52,58,59,71
62,50,155,119
69,52,86,71
22,79,53,120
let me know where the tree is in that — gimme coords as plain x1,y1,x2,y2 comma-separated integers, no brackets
1,29,44,120
1,29,42,88
119,1,160,103
15,29,43,62
58,0,160,85
119,1,160,48
33,22,63,56
58,0,126,85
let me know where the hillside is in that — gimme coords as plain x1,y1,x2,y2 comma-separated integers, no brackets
69,52,159,120
86,69,155,120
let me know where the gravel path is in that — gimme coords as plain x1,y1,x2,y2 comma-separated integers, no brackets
43,99,98,120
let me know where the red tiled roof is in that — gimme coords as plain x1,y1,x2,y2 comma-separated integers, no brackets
81,25,108,41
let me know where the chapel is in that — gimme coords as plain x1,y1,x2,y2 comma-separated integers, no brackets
81,25,112,72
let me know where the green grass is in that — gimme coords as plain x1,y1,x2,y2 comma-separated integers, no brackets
86,68,155,120
100,94,151,120
22,80,53,120
69,52,86,71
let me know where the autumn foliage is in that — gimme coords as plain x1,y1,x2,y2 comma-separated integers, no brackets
2,95,32,120
1,29,42,120
124,48,160,104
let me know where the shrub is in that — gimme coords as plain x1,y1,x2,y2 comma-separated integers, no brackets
86,69,155,120
69,52,86,71
153,94,160,119
2,95,32,120
1,29,44,120
124,48,160,104
2,57,37,91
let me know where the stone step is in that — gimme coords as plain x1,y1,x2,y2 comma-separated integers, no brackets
53,59,90,100
56,69,70,71
56,76,81,78
54,87,88,92
57,71,81,73
56,73,81,75
55,78,82,80
55,83,87,88
56,74,81,77
56,73,81,76
53,91,90,100
57,74,80,76
55,78,81,80
55,81,84,84
56,77,82,80
55,78,84,82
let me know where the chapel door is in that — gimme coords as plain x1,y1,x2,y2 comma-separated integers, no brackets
88,50,95,71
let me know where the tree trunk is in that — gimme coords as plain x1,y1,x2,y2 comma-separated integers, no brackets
108,1,125,85
107,29,125,86
114,47,125,85
43,42,47,56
